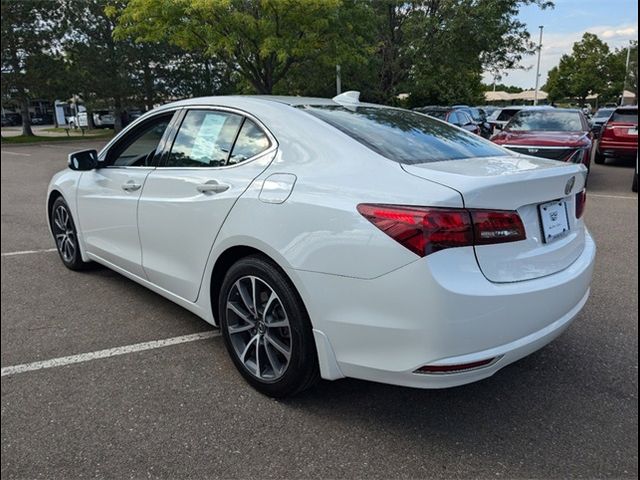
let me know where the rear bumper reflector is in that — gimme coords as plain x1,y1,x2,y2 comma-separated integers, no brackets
414,357,499,374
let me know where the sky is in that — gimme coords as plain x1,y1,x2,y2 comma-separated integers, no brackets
482,0,639,89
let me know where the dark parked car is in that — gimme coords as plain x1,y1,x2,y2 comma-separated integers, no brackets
415,107,481,135
30,113,54,125
1,112,22,126
590,107,615,138
491,108,593,170
595,106,638,164
452,105,492,138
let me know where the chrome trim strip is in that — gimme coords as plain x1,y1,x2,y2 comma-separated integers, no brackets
503,145,576,150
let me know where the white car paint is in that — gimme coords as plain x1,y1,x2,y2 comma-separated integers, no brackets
47,94,595,389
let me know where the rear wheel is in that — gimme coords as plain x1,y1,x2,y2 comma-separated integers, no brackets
219,255,319,397
633,171,638,192
594,148,606,164
50,197,91,270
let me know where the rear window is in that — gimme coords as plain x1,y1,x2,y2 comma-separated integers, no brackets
611,109,638,123
421,110,448,120
300,105,507,164
594,109,613,118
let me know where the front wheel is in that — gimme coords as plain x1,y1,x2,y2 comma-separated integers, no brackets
219,255,319,397
50,197,91,270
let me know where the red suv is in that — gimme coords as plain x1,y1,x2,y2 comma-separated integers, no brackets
595,106,638,164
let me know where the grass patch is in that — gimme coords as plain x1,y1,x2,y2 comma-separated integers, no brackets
1,131,113,145
42,127,114,134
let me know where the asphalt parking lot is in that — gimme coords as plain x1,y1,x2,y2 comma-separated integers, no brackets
1,140,638,479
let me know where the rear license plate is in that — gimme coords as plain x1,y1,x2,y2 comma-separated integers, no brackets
539,200,570,243
628,128,637,135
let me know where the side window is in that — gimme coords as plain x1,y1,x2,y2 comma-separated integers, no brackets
228,119,271,165
165,110,243,167
448,112,459,125
107,114,173,167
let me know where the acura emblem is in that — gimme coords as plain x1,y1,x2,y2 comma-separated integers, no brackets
565,176,576,195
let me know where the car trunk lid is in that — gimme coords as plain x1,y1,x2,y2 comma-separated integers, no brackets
402,155,588,283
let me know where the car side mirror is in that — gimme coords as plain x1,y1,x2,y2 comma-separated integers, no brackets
68,149,98,171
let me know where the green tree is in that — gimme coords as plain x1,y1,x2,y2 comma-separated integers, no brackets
114,0,365,95
544,33,611,105
405,0,552,106
482,83,524,93
1,0,66,136
606,42,638,104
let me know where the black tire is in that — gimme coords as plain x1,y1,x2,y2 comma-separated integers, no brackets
219,255,319,397
50,196,91,270
633,171,638,193
594,149,605,164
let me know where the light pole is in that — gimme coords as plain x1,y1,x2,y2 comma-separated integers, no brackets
534,25,544,105
336,64,342,96
621,42,631,105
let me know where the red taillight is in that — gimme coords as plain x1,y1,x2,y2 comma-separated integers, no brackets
357,204,526,257
575,190,587,219
471,210,526,245
356,205,473,256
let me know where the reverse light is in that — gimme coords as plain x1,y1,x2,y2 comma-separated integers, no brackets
575,189,587,219
471,210,526,245
357,204,526,257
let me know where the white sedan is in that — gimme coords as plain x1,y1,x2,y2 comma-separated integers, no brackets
47,92,596,397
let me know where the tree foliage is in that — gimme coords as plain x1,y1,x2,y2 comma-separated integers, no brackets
1,0,565,137
1,0,66,135
544,33,636,104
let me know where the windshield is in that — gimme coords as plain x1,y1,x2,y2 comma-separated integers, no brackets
506,110,584,132
300,105,508,164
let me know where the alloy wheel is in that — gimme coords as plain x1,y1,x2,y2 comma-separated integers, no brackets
52,205,76,263
225,275,292,382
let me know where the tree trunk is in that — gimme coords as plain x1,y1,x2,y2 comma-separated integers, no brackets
20,98,34,137
143,63,154,110
113,96,123,133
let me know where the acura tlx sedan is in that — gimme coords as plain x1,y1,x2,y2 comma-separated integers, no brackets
47,92,596,397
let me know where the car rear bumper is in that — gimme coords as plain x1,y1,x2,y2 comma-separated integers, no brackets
295,231,596,388
599,139,638,157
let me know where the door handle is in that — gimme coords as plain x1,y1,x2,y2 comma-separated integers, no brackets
122,181,142,192
197,181,229,194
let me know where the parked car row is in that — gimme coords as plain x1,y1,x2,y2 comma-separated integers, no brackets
1,112,54,126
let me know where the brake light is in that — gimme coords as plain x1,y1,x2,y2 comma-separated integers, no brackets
575,190,587,219
357,204,526,257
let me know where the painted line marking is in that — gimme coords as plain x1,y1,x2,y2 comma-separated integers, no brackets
0,150,32,157
1,331,221,377
1,248,57,257
589,193,637,200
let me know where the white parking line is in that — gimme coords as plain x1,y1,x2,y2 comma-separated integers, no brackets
0,150,32,156
589,193,637,200
1,248,57,257
1,331,221,377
